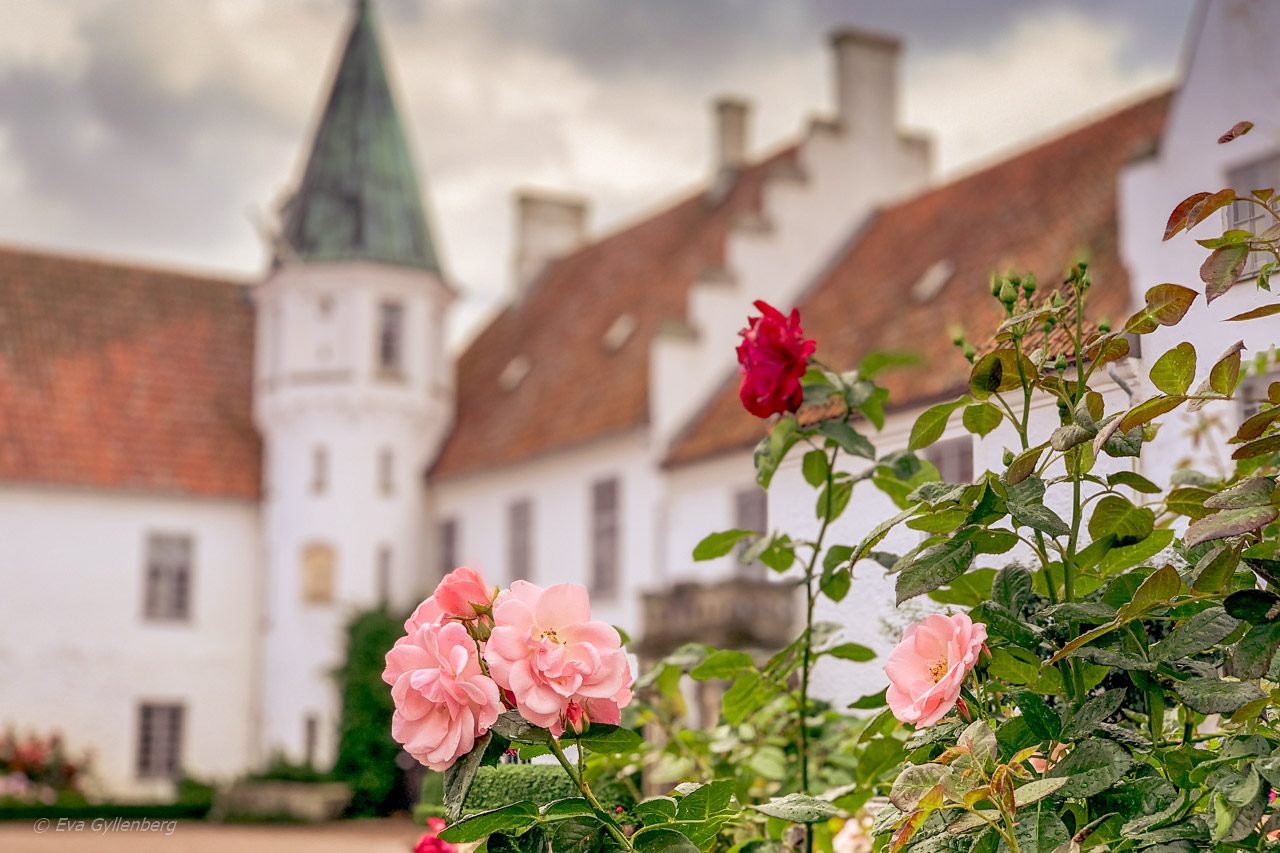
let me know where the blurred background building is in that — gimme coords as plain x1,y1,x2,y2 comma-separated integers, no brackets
1,0,1277,799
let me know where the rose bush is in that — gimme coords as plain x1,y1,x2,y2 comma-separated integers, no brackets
397,121,1280,852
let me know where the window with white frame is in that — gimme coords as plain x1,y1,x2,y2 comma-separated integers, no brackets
1227,154,1280,278
136,703,184,779
143,533,192,621
1239,370,1280,423
508,499,533,582
925,436,974,484
733,486,768,578
377,300,405,374
590,478,620,597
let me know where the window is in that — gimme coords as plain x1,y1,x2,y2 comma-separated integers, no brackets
1227,154,1280,278
925,436,974,484
438,519,458,581
301,542,336,604
304,714,320,768
376,545,392,608
1240,371,1280,422
378,447,395,496
733,487,768,579
508,499,533,582
377,300,405,373
143,534,192,621
136,703,184,779
591,479,620,597
311,446,328,495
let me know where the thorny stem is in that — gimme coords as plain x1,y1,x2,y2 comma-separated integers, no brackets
548,736,632,850
798,442,840,853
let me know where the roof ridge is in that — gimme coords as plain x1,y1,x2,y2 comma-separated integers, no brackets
0,241,249,287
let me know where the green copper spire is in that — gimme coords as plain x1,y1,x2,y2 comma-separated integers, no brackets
280,0,440,272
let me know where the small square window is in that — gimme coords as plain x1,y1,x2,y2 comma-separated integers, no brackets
733,486,768,579
925,436,974,484
508,499,533,582
136,703,184,780
378,301,405,374
590,479,620,597
1226,154,1280,279
301,542,337,605
143,534,193,622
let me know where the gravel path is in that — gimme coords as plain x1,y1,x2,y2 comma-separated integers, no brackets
0,817,424,853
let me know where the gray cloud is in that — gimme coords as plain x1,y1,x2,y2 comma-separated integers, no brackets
0,0,1195,343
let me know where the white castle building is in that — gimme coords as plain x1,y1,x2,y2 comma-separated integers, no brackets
1,0,1277,798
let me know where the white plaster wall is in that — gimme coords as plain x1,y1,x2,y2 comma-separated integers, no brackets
660,450,759,583
0,486,260,799
1120,0,1280,486
432,432,657,636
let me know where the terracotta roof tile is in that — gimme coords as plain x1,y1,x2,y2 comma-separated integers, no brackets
0,246,260,499
432,148,799,479
664,92,1171,467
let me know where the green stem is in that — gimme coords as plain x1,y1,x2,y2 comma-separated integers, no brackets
548,737,632,850
797,444,840,853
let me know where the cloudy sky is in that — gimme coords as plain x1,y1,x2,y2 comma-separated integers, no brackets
0,0,1195,344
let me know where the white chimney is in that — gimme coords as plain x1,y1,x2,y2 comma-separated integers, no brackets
829,28,901,137
512,190,589,292
713,96,751,172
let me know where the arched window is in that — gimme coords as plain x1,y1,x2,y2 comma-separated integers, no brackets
301,542,337,604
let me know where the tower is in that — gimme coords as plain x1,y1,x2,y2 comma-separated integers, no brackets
252,0,453,767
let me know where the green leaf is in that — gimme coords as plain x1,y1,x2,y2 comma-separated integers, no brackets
1232,433,1280,460
801,450,828,487
1151,607,1240,662
991,564,1033,613
819,420,875,459
1149,342,1197,395
1232,622,1280,678
1227,303,1280,322
1061,688,1126,740
962,402,1003,437
1088,495,1155,546
1010,501,1071,537
850,688,888,710
1125,283,1198,333
721,671,765,724
633,798,677,826
490,710,549,744
1013,691,1061,741
895,530,978,604
825,642,876,662
438,801,540,843
1202,243,1250,303
820,567,851,602
1118,564,1183,620
690,650,753,680
970,350,1037,399
1118,395,1187,432
817,479,854,522
1048,739,1134,797
539,798,597,821
632,828,700,853
1224,589,1280,624
889,764,950,812
674,780,734,822
1185,505,1278,547
751,792,839,824
1098,527,1175,575
573,724,643,754
1209,339,1244,395
1004,443,1047,485
1013,776,1068,807
1192,544,1241,593
485,828,550,853
1012,810,1069,851
693,529,753,561
444,731,491,823
1173,677,1266,714
1205,476,1276,509
908,398,966,451
1108,470,1162,493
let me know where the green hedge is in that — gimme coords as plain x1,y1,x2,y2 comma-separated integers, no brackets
0,779,214,822
333,608,410,816
414,763,635,824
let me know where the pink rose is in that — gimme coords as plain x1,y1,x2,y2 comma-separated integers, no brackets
736,300,816,419
383,621,502,772
434,566,497,620
884,613,987,727
484,581,633,736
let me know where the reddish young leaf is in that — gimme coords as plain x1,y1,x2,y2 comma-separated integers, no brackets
1227,303,1280,322
1218,120,1254,144
1164,191,1211,241
1202,244,1250,303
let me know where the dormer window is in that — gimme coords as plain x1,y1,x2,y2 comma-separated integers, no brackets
603,314,638,352
499,355,531,391
377,300,404,374
911,259,955,303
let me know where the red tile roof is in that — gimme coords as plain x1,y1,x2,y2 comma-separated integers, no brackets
431,147,799,479
0,246,260,499
663,92,1171,468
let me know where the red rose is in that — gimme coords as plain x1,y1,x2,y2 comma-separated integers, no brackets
736,300,816,418
414,818,455,853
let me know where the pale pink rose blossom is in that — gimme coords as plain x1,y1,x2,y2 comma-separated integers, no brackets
832,815,874,853
1028,743,1068,774
884,613,987,727
484,581,633,736
383,620,502,771
434,566,497,620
